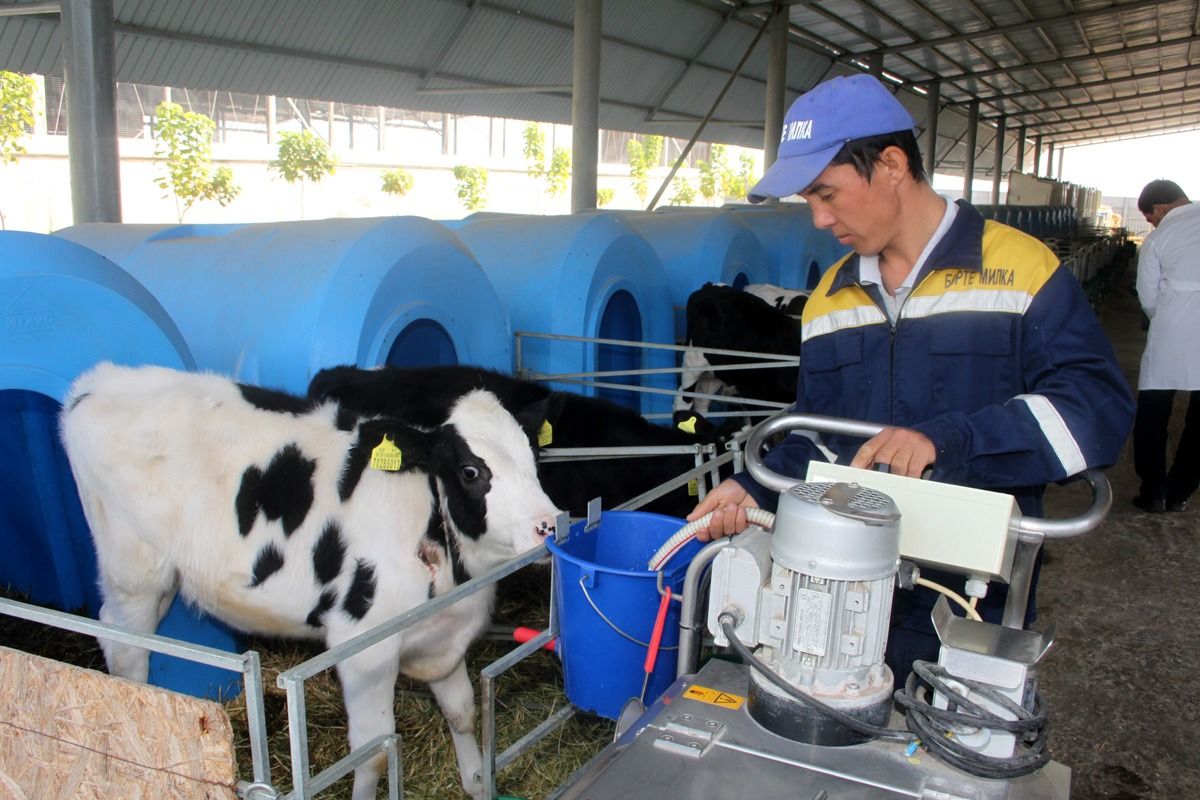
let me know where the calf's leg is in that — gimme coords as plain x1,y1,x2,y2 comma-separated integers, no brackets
96,573,178,682
428,660,484,800
336,640,403,800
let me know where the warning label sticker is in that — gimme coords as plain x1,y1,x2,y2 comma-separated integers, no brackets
682,685,745,709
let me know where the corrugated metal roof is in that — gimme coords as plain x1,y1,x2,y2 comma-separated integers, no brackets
1,0,1196,178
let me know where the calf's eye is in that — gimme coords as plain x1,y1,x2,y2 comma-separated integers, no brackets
459,465,481,482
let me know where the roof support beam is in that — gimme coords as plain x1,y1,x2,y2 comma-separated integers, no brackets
967,63,1200,108
62,0,121,223
1019,97,1200,132
991,115,1005,204
1015,124,1026,175
571,0,600,214
963,100,979,201
872,0,1165,56
945,34,1200,96
982,83,1200,121
923,80,940,178
647,6,771,210
1029,105,1200,139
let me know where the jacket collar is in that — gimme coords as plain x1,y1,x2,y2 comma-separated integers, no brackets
827,199,986,296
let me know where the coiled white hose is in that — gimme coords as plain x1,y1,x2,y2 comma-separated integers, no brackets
647,507,777,571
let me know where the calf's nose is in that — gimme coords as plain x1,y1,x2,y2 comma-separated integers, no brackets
535,519,556,538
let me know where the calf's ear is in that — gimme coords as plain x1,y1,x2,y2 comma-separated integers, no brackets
514,392,565,447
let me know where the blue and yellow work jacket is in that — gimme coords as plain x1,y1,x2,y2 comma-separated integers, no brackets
739,200,1134,517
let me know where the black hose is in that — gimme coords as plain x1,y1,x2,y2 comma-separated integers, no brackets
893,660,1051,779
717,614,914,743
718,615,1052,780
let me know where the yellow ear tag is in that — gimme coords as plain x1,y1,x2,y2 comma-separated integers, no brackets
538,420,553,447
687,479,699,497
370,435,403,471
677,415,698,435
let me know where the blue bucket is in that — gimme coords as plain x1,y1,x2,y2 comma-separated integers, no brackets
546,510,704,720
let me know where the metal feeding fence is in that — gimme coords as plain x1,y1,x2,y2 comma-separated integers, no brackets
0,333,804,799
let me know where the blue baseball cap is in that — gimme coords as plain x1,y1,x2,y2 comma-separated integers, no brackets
748,74,916,203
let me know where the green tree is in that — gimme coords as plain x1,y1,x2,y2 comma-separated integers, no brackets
152,101,240,221
668,176,697,206
0,70,35,165
723,153,758,201
381,167,414,198
0,70,35,229
697,144,728,204
546,146,571,199
453,165,488,212
522,124,546,182
627,134,663,202
523,123,571,205
269,129,337,217
596,187,615,207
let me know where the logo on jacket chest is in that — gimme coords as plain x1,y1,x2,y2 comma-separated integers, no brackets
943,267,1015,289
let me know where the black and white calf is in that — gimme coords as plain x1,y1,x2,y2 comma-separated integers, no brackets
674,282,804,419
59,363,560,800
309,364,733,518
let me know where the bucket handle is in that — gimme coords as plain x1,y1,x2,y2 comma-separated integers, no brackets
577,576,679,651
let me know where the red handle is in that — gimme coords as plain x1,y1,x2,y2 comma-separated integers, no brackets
643,587,673,675
513,626,556,652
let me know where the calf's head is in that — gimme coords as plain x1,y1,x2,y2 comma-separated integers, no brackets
432,389,560,574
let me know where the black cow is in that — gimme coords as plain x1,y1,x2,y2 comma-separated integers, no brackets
674,282,803,423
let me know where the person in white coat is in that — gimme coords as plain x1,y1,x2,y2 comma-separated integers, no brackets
1132,179,1200,513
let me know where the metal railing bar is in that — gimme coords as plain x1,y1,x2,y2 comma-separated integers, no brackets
494,704,577,773
547,377,789,409
280,734,399,799
514,330,801,362
0,597,252,671
528,358,800,381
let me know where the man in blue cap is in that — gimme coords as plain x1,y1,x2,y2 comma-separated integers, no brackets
688,73,1133,684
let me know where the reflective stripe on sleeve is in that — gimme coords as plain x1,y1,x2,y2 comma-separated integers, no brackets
1016,393,1088,476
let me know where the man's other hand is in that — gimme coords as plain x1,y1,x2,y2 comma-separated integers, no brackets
850,427,936,477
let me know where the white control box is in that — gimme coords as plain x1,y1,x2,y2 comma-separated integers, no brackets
804,462,1019,582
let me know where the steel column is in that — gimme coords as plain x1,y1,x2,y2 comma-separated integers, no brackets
61,0,121,223
962,100,978,202
1046,140,1055,180
1033,133,1043,176
991,115,1005,204
571,0,601,213
923,80,939,178
1015,124,1026,176
762,2,788,170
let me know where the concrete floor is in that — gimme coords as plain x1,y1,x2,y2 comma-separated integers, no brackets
1036,267,1199,799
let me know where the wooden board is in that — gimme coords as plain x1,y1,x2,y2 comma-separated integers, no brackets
0,646,237,799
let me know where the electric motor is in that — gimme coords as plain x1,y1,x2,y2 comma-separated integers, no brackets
708,481,901,745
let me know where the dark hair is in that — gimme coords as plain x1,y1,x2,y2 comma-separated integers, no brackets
1138,179,1188,214
829,129,927,185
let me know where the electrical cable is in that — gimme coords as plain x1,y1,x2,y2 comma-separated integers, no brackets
893,660,1051,779
717,614,915,744
913,577,983,621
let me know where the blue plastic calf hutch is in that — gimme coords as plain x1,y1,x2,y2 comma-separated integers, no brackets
55,216,511,394
620,208,774,340
724,203,848,290
546,510,704,720
0,231,241,700
450,212,676,414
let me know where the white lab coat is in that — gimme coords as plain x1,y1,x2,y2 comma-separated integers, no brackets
1136,201,1200,390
